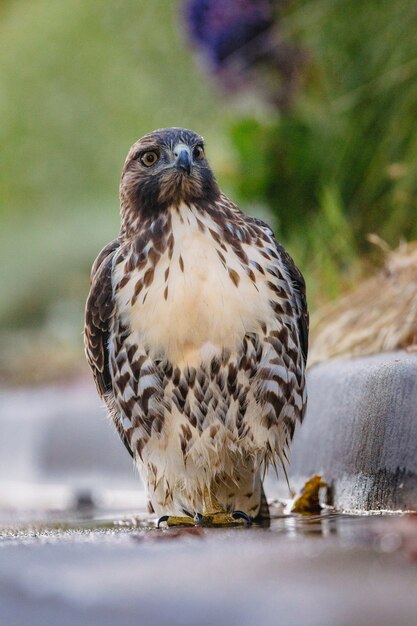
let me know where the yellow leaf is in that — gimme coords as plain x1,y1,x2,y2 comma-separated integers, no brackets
291,475,327,514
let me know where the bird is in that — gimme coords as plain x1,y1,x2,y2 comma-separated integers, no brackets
84,127,308,526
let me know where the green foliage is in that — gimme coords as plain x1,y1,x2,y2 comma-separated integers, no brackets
229,0,417,302
0,0,234,331
0,0,233,218
230,117,322,237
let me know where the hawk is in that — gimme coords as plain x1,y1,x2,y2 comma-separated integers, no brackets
84,127,308,526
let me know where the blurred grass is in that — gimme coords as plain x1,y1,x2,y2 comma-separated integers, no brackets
0,1,236,329
230,0,417,305
0,0,239,384
0,0,235,219
1,0,417,383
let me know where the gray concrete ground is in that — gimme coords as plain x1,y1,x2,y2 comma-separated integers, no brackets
0,379,140,514
1,514,417,626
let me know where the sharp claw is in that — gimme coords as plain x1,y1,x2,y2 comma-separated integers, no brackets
232,510,253,526
159,511,252,528
157,515,170,528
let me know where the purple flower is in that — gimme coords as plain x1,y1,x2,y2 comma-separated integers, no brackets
185,0,276,68
183,0,305,110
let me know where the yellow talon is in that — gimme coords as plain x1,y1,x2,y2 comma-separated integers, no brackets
157,511,252,528
157,515,196,528
157,487,253,528
195,511,251,527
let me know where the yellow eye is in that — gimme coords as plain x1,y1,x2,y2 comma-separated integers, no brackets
140,151,159,167
194,145,205,160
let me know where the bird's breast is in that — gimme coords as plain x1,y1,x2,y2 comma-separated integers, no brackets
113,205,274,368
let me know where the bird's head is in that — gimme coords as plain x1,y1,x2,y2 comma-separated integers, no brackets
119,127,220,231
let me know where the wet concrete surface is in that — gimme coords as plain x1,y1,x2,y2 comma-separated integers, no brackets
1,511,417,626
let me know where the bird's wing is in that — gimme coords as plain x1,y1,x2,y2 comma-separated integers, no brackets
273,238,309,366
84,239,134,458
250,217,309,366
241,217,309,470
84,239,119,396
214,197,310,461
218,194,309,366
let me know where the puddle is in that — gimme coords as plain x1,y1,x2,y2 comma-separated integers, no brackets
1,505,415,561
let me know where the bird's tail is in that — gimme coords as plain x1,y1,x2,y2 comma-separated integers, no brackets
253,482,270,525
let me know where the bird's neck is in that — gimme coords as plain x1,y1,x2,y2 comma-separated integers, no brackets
119,200,140,241
118,196,225,242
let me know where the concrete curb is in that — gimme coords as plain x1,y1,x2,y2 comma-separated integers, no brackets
289,352,417,511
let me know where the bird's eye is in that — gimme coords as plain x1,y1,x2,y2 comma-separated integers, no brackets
194,145,205,160
140,151,159,167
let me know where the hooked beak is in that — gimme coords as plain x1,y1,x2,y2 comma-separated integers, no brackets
174,144,192,175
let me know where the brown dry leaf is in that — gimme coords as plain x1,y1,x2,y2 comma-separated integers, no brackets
291,475,327,514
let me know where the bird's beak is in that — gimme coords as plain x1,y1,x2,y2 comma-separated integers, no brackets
174,144,192,175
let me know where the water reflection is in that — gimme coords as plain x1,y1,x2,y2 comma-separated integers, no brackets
270,511,341,539
2,504,414,557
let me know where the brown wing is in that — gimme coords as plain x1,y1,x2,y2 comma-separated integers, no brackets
215,193,309,365
84,239,119,396
84,239,134,457
250,216,309,366
274,240,309,365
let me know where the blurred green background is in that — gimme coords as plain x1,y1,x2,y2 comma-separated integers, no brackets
1,0,416,385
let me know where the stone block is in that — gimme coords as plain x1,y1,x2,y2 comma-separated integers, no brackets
289,352,417,511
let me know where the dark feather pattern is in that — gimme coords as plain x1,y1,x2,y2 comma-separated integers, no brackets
84,239,119,394
84,239,134,457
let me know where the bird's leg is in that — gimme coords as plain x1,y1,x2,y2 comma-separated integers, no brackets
194,487,252,527
157,488,252,528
